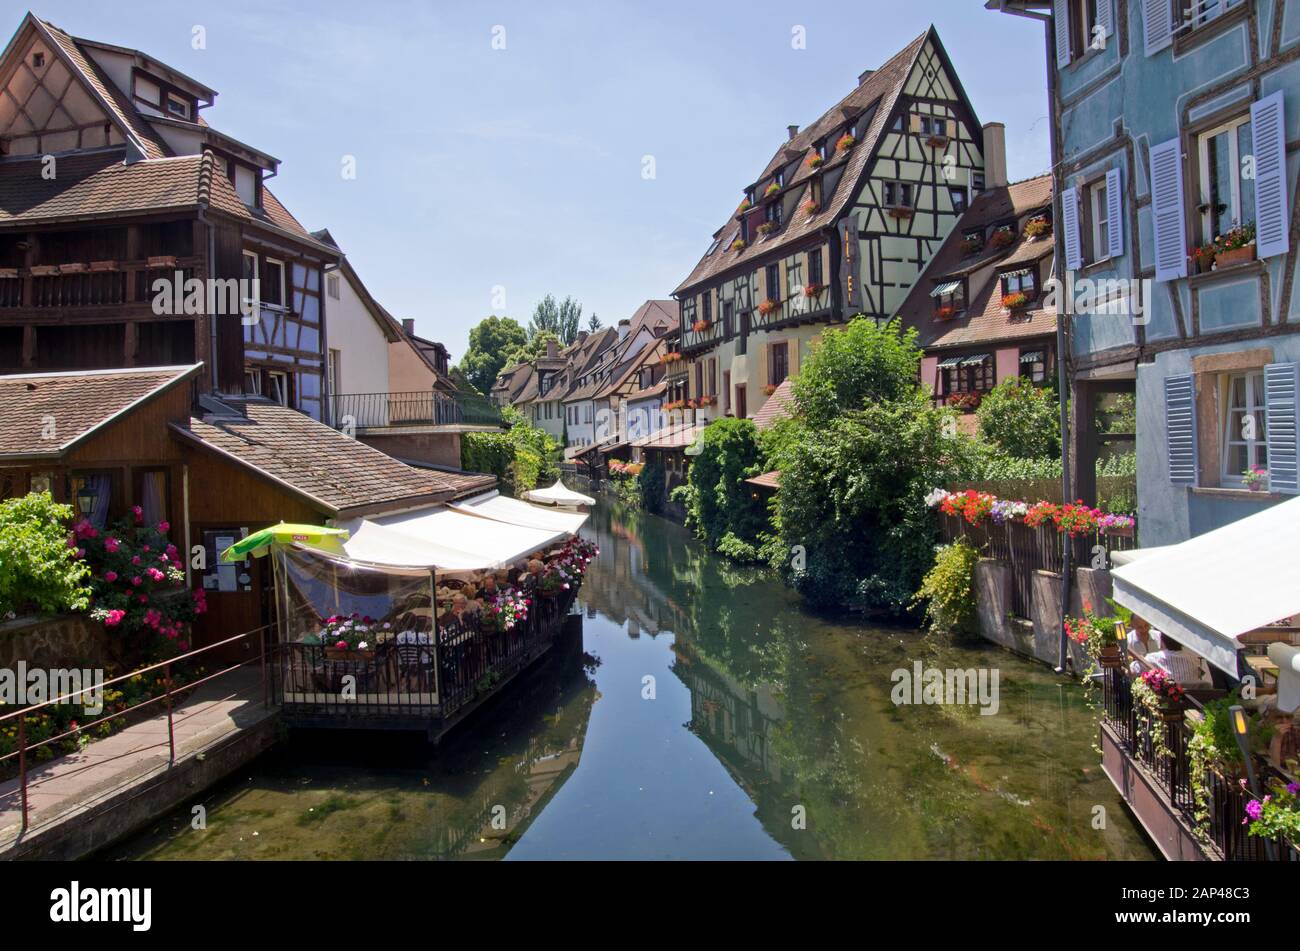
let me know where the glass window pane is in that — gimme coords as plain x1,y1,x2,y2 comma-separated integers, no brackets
1237,122,1256,227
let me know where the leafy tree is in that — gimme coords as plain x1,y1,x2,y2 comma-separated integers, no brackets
528,294,583,345
792,317,921,428
461,405,560,496
503,330,561,368
587,312,603,333
637,455,666,514
458,315,528,394
681,418,767,560
976,376,1060,459
0,492,91,617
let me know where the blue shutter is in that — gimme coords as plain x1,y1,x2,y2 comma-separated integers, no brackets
1054,0,1072,68
1165,375,1198,486
1144,0,1173,56
1061,186,1082,271
1150,137,1188,281
1105,167,1124,259
1097,0,1114,39
1251,92,1290,260
1265,362,1300,493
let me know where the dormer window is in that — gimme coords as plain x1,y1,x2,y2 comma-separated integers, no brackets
166,93,190,119
1000,267,1038,309
931,279,966,319
959,229,984,255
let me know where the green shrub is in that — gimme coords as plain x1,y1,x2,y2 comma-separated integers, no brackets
461,406,559,496
637,456,666,514
683,418,767,554
0,492,91,618
791,317,921,428
976,376,1060,459
914,538,981,641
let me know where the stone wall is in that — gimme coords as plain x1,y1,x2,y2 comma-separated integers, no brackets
974,558,1114,672
0,613,112,671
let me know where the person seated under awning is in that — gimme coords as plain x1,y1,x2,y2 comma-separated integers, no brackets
1142,634,1212,686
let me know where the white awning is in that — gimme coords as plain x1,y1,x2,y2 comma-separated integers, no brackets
1112,496,1300,677
960,353,990,366
930,280,962,297
451,490,588,534
1019,350,1044,363
937,355,964,368
332,504,571,572
1000,267,1032,278
525,479,595,507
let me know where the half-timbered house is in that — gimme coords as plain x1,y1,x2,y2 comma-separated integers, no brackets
671,26,994,422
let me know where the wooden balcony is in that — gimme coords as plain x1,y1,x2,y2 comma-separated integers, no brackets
0,257,203,320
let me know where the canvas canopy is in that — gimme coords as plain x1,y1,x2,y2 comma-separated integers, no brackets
1111,495,1300,677
525,479,595,507
450,490,588,534
221,523,349,562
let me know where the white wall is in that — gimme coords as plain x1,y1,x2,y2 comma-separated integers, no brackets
330,269,393,398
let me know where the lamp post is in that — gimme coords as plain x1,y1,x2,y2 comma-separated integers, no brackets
1229,703,1278,861
76,484,97,518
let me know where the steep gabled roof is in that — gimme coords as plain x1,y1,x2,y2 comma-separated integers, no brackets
896,173,1056,351
674,29,940,295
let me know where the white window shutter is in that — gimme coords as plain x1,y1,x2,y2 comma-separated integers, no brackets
1097,0,1114,38
1061,186,1083,271
1251,91,1290,260
1149,137,1188,281
1165,375,1198,486
1054,0,1071,68
1144,0,1173,56
1265,362,1300,493
1105,166,1124,259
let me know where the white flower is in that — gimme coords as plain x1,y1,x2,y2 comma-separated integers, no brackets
923,488,951,508
357,641,369,650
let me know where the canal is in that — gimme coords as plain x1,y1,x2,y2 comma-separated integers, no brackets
107,498,1156,860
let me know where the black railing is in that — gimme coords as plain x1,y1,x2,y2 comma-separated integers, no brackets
938,512,1138,619
331,390,503,430
1101,666,1298,861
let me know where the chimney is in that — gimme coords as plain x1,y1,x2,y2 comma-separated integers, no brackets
577,330,588,344
402,318,416,337
982,122,1008,190
787,124,799,140
858,68,874,85
546,339,558,358
618,318,630,341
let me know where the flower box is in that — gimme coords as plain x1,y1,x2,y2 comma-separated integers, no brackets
1216,242,1256,268
925,134,950,148
887,206,914,220
1098,643,1124,670
757,299,779,316
147,255,177,268
989,229,1017,249
756,221,779,236
1024,216,1051,238
806,154,824,169
763,182,781,198
763,384,777,396
29,265,59,276
1001,292,1030,310
959,237,983,256
801,199,819,216
89,260,119,272
692,319,711,333
836,133,856,153
803,282,824,298
324,647,375,662
736,199,751,214
730,238,747,252
934,305,957,319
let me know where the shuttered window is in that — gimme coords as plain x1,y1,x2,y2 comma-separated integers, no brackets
1054,0,1072,67
1265,362,1300,493
1144,0,1174,56
1096,0,1114,38
1061,186,1082,271
1251,91,1290,260
1105,167,1124,258
1165,374,1198,485
1150,137,1188,281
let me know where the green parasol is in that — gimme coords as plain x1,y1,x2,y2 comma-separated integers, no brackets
220,523,350,562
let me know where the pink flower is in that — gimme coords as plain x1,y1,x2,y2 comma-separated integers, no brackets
147,567,165,582
104,570,118,583
335,640,348,650
75,548,85,559
131,576,143,587
104,609,126,627
104,537,120,553
131,555,141,565
132,505,143,523
157,521,170,533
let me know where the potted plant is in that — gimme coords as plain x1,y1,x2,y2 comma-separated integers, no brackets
945,391,980,411
1243,465,1269,492
990,228,1017,249
926,132,949,148
1001,291,1030,309
757,298,779,316
480,588,529,634
1190,243,1216,274
1024,216,1052,238
1097,512,1135,537
1065,611,1124,669
730,238,747,252
835,133,856,153
319,614,378,660
1214,222,1256,267
763,182,781,198
1141,668,1187,718
803,282,824,298
692,318,711,332
934,304,957,319
888,206,914,220
801,199,819,216
756,221,779,236
1243,778,1300,845
736,198,751,214
960,235,983,255
806,153,824,169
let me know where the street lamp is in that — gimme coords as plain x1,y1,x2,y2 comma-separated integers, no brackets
75,484,97,517
1229,703,1278,861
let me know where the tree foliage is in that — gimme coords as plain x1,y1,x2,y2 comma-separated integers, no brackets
503,330,561,368
461,406,559,496
681,418,767,559
792,317,921,428
975,376,1060,459
529,294,583,345
914,538,981,641
457,315,529,394
0,492,91,618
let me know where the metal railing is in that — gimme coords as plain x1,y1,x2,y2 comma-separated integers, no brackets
1101,666,1298,861
0,625,269,834
330,390,503,430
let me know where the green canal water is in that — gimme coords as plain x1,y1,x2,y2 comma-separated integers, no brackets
107,500,1156,860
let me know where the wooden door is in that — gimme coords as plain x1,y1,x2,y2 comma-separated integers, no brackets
735,386,747,420
192,525,269,666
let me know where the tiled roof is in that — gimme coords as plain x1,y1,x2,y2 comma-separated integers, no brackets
625,380,667,402
0,365,200,458
174,398,495,516
0,150,204,224
745,470,782,490
751,378,796,430
634,421,706,450
674,30,931,294
896,173,1057,351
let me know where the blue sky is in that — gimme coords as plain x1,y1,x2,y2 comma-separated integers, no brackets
28,0,1050,361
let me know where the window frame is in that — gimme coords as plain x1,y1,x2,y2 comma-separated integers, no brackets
267,370,291,407
1219,369,1267,487
262,257,287,309
769,341,789,386
1194,111,1253,245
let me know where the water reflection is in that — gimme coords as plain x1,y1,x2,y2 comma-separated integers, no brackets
112,495,1155,860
